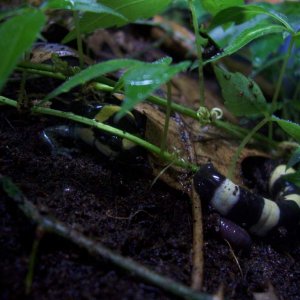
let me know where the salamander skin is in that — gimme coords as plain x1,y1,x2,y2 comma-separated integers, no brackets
209,214,252,249
42,102,140,158
194,163,300,236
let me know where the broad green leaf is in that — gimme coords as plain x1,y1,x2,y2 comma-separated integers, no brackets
42,0,125,18
63,0,171,42
202,0,243,16
118,60,190,118
0,10,45,91
272,116,300,143
287,147,300,169
214,66,268,117
204,22,287,64
210,5,294,32
45,59,141,100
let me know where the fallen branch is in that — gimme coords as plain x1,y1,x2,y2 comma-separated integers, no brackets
1,175,213,300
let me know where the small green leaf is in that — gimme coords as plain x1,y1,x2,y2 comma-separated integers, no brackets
202,0,243,16
117,60,190,118
42,0,126,17
272,116,300,143
0,10,46,91
204,22,287,64
63,0,171,42
214,66,268,117
283,171,300,188
45,59,141,100
287,147,300,169
210,5,294,32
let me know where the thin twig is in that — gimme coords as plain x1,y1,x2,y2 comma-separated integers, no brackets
1,175,213,300
160,81,172,153
173,113,204,290
190,186,204,290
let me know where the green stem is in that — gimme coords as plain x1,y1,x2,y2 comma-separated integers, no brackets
160,82,172,153
18,69,28,107
188,0,205,106
292,81,300,102
227,117,270,180
74,11,84,69
16,67,66,80
15,62,278,148
0,96,199,172
25,227,43,295
269,36,294,139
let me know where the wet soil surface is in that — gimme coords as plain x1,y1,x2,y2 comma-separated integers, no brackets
1,105,300,300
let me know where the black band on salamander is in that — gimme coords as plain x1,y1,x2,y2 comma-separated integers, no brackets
278,200,300,228
194,161,300,236
194,163,265,231
193,163,225,203
225,191,264,228
271,177,300,200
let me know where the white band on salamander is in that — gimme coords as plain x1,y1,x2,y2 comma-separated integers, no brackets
269,164,295,192
284,193,300,207
249,199,280,236
211,179,240,215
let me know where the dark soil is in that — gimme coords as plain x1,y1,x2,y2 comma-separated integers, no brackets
1,102,300,300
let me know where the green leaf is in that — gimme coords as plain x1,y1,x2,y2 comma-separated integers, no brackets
202,0,243,16
0,10,45,91
204,22,287,64
63,0,171,42
210,5,294,32
45,59,141,100
287,147,300,169
214,66,268,117
249,33,283,68
272,116,300,143
118,60,190,118
283,171,300,188
274,1,300,32
42,0,125,17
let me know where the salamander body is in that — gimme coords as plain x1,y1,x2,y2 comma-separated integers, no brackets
194,163,300,236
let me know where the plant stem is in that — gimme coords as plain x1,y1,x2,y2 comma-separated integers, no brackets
15,62,278,148
74,11,84,69
269,36,294,139
18,69,28,107
227,117,270,180
25,227,44,295
292,81,300,102
188,0,205,106
0,96,199,172
16,67,66,80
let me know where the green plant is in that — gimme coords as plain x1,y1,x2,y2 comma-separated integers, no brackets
0,0,300,182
